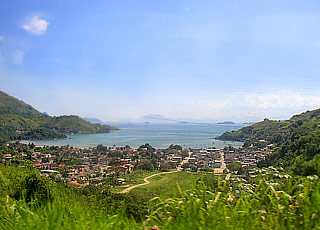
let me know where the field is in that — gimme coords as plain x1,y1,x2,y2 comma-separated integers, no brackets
111,170,161,193
112,170,202,199
128,171,201,199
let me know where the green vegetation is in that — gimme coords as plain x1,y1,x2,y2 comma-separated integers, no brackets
111,170,161,193
129,171,201,199
216,118,288,143
227,161,244,174
218,108,320,177
38,115,117,134
1,164,319,229
0,91,44,119
146,167,320,229
0,91,118,144
0,164,147,229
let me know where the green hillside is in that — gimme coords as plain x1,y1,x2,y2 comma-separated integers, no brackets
217,108,320,176
0,91,118,144
0,91,44,118
38,115,118,134
216,118,289,143
216,108,320,144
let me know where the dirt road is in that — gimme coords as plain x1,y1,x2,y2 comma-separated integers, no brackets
118,171,177,194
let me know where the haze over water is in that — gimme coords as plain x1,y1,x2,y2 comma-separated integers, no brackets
22,123,245,149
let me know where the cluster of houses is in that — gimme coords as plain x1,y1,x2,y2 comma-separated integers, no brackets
2,142,273,187
224,144,274,168
185,148,223,169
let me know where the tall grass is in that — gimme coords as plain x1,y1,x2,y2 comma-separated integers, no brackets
1,165,319,229
0,181,141,230
145,167,320,229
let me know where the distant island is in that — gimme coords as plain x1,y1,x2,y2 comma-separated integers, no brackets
140,114,177,123
216,121,235,124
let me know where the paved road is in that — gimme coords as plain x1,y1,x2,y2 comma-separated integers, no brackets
118,171,177,194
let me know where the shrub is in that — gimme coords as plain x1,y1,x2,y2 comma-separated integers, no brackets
14,173,52,206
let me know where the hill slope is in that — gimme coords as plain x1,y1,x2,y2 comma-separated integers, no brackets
0,91,44,118
217,108,320,176
216,118,289,144
0,91,118,143
217,109,320,145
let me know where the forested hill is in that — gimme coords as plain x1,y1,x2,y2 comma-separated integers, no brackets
217,108,320,176
0,91,44,118
216,108,320,144
0,91,118,144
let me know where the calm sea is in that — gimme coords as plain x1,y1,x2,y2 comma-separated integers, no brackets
21,123,245,149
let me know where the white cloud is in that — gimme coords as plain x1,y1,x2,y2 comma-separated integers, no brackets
22,15,49,35
244,92,320,109
137,91,320,123
12,50,25,64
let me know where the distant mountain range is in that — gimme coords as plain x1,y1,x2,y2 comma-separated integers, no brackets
139,114,178,123
0,91,118,144
139,114,241,125
216,121,235,124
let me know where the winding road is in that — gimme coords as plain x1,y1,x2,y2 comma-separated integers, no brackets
118,171,177,194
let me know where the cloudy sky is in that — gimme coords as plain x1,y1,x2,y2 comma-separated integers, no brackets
1,0,320,123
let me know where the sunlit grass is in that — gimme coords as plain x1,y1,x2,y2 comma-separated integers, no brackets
129,171,201,199
1,165,320,229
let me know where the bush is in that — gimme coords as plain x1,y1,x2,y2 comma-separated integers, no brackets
14,173,52,206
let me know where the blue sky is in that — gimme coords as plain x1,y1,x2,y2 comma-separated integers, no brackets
1,0,320,122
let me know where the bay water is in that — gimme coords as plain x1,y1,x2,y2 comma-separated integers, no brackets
21,123,245,149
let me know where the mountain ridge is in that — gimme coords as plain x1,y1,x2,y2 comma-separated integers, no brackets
0,91,44,119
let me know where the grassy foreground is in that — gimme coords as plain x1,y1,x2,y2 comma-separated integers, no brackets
1,164,320,229
129,171,201,199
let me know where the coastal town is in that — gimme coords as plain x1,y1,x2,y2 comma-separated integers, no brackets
1,141,273,187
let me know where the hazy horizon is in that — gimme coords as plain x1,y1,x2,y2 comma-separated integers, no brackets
1,1,320,123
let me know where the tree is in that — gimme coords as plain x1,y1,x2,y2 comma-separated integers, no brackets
159,162,172,171
168,144,182,151
137,160,154,171
138,143,155,153
227,161,244,174
96,144,107,152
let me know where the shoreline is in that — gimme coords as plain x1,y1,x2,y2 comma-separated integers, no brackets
19,138,244,150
